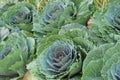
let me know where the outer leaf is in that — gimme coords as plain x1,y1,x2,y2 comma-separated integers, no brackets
101,41,120,80
81,43,115,80
101,52,120,80
103,41,120,62
0,27,9,41
81,59,103,80
59,23,87,34
75,0,93,25
82,43,114,71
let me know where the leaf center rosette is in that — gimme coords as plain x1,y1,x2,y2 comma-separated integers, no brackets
10,6,32,24
36,40,76,78
35,0,75,27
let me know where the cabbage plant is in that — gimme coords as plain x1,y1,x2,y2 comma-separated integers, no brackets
27,23,94,80
33,0,76,41
0,31,35,79
1,2,35,31
87,6,120,46
81,40,120,80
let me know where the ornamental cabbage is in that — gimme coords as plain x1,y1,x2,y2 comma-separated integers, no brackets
0,31,35,79
27,23,94,80
88,6,120,46
81,40,120,80
33,0,76,41
1,2,35,31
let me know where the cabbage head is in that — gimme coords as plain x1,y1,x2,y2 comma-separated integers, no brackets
87,6,120,46
81,40,120,80
1,2,35,31
0,31,35,79
33,0,76,41
27,23,94,80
